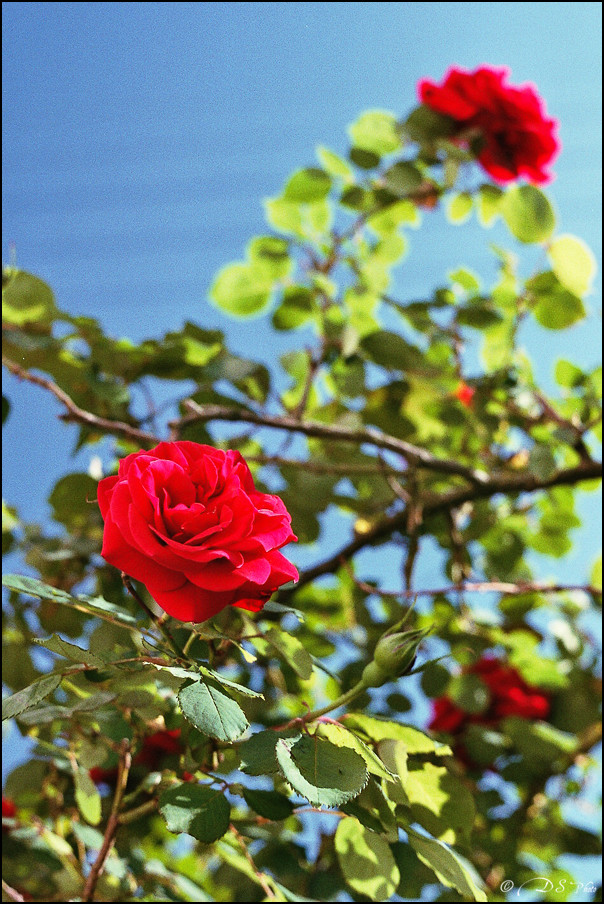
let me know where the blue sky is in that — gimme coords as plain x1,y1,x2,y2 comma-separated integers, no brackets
2,3,602,866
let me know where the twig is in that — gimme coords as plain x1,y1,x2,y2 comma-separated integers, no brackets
171,400,490,485
229,824,277,899
82,739,131,902
247,453,404,476
348,577,602,599
2,356,159,446
277,461,602,600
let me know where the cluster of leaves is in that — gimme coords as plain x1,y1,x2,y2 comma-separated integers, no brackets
2,102,602,902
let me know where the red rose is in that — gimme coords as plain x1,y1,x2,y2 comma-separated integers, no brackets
429,655,552,737
418,66,559,184
2,797,16,819
2,796,17,833
98,441,298,622
454,382,475,408
428,697,466,734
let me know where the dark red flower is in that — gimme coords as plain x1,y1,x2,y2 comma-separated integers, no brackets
428,696,467,734
98,441,298,622
2,797,16,819
2,796,17,833
88,765,119,786
135,729,184,770
418,66,559,184
428,655,552,763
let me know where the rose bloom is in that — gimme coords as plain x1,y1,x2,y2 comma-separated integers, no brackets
429,656,551,734
454,382,475,408
98,442,298,622
418,65,559,185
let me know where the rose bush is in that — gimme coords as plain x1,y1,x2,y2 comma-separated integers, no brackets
98,441,298,621
418,65,560,184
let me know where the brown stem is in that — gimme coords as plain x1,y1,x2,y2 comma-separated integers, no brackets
82,739,131,902
229,824,277,899
2,356,159,446
277,461,602,600
349,576,602,599
171,401,490,485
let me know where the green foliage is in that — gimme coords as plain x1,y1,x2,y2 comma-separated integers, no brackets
2,91,601,904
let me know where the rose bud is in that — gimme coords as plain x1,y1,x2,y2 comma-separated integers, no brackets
362,628,430,688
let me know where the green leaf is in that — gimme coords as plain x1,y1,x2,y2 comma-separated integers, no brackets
74,769,102,826
591,554,602,592
335,816,400,901
2,268,58,326
501,184,556,244
341,778,398,840
242,788,294,821
529,271,586,330
272,286,316,331
2,673,62,721
239,730,292,775
159,783,230,843
264,197,304,236
316,146,354,181
209,261,273,318
34,635,106,668
283,168,332,203
367,199,419,235
446,192,473,224
476,184,503,226
348,110,401,156
350,147,381,170
342,714,450,754
178,679,249,742
402,105,455,142
247,236,292,281
2,395,10,425
382,162,423,197
448,674,490,715
49,473,100,529
403,762,475,842
264,628,313,679
275,734,368,807
360,330,427,374
316,722,396,783
547,234,597,297
2,574,139,627
407,828,487,901
555,359,584,389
